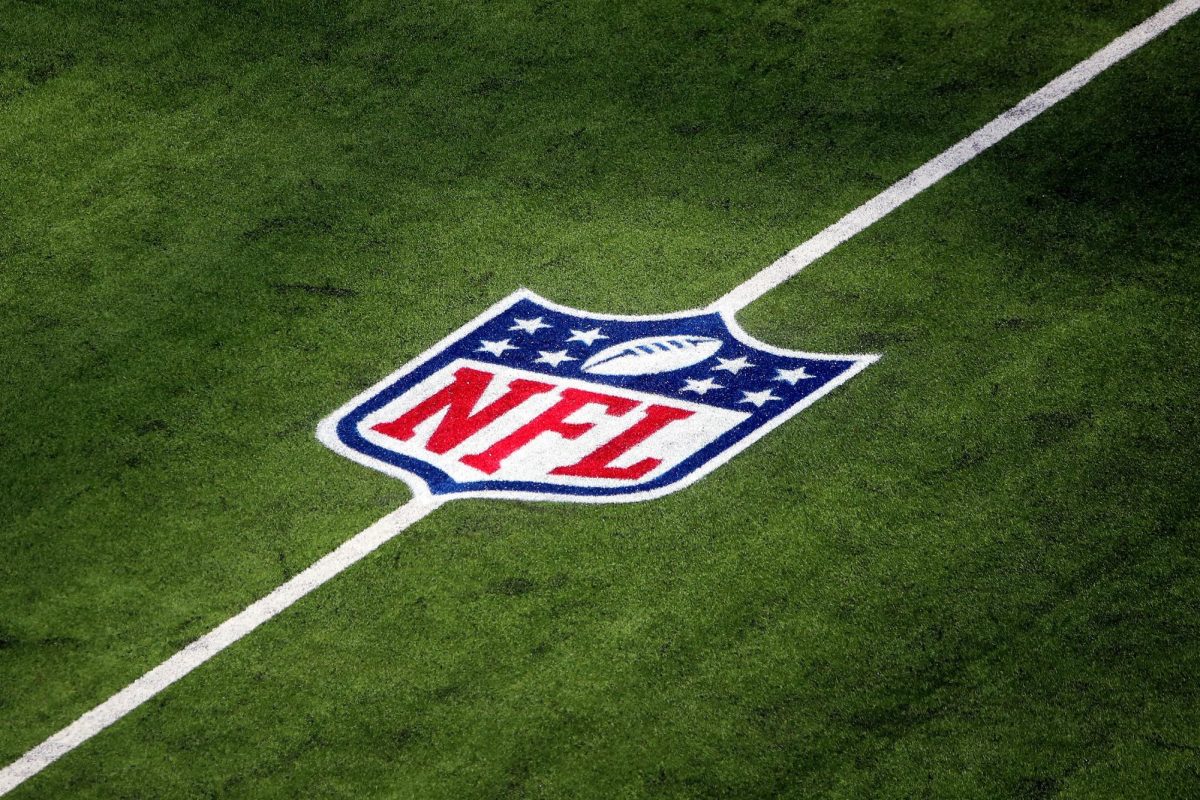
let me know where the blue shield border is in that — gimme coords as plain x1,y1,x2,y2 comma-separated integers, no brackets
316,289,878,503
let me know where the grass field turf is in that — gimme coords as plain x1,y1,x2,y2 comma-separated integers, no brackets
2,0,1199,797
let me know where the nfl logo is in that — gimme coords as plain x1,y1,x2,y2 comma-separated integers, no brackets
318,290,876,503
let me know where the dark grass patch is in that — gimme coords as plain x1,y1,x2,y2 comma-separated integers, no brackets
269,282,358,299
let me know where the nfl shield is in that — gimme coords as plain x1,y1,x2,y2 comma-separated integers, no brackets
317,290,876,503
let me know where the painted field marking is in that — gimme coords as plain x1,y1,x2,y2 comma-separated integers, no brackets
712,0,1200,313
0,497,446,795
2,0,1197,794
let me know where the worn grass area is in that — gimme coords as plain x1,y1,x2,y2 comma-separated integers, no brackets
1,0,1198,797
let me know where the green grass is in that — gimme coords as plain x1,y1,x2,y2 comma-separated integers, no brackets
2,0,1199,797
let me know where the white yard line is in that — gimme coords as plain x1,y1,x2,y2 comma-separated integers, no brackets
2,1,1198,795
0,496,445,795
710,0,1200,315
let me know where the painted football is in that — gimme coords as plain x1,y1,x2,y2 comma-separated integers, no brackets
580,335,723,376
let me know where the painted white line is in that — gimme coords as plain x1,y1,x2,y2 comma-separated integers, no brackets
0,495,445,796
2,1,1197,795
710,0,1200,314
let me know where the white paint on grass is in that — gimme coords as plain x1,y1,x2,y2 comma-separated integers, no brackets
710,0,1200,314
315,286,877,504
0,496,445,796
2,1,1197,794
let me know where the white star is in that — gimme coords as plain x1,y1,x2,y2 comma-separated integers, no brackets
739,389,781,408
509,316,552,335
534,349,576,367
477,338,517,357
567,327,609,346
681,377,724,396
713,356,755,375
773,366,816,385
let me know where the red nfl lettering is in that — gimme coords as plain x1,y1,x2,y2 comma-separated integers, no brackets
460,387,640,475
551,404,695,480
370,366,553,454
